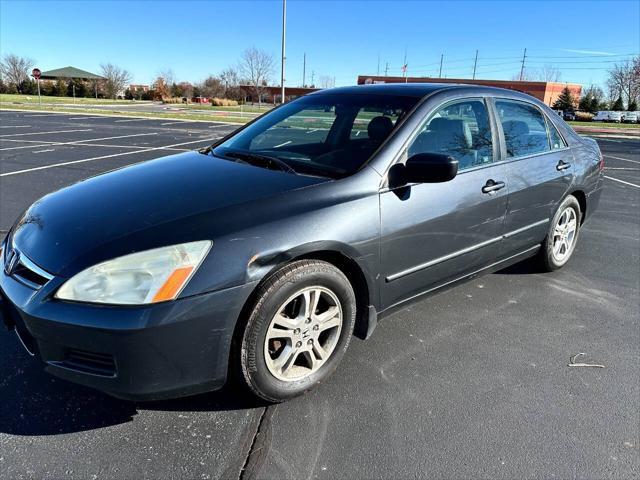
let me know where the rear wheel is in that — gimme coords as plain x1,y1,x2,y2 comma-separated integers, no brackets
537,195,581,271
238,260,356,402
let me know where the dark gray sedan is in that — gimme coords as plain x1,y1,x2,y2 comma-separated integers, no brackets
0,84,604,402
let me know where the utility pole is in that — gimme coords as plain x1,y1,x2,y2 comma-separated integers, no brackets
402,49,407,79
311,70,315,86
302,52,306,87
280,0,286,103
377,52,380,76
519,48,527,82
438,54,443,78
384,62,389,76
472,50,478,80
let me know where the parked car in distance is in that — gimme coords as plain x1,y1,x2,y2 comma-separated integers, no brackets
0,84,604,402
591,110,609,122
593,111,622,123
592,111,610,122
621,111,638,123
608,111,623,123
562,111,576,121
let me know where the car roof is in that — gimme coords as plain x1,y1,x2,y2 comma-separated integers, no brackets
312,82,543,102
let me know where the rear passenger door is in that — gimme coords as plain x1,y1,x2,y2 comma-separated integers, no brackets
493,99,573,257
379,98,509,309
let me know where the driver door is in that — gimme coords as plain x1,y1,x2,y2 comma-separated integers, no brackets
379,98,509,308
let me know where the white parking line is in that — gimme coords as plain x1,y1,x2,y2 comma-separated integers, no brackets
69,117,93,120
0,132,158,151
22,113,69,117
604,175,640,188
0,129,92,138
114,118,150,123
274,140,292,148
161,121,187,125
0,125,30,128
33,149,56,153
605,154,640,165
0,137,219,177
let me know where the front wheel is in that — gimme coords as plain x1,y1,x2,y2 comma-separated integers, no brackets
537,195,581,271
238,260,356,402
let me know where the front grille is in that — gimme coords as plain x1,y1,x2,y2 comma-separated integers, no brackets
4,249,53,290
62,348,117,377
12,262,50,288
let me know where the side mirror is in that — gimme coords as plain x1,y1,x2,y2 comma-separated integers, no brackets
388,153,459,187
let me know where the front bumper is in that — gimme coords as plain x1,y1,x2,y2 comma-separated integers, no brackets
0,262,256,401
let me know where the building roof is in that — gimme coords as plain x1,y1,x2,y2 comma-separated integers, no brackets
40,66,104,80
355,76,582,106
321,83,453,97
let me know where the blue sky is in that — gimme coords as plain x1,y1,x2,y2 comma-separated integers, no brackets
1,0,638,89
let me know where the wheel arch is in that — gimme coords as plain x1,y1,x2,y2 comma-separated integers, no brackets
235,243,378,350
568,189,587,224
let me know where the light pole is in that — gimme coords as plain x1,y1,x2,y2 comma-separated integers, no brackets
280,0,286,104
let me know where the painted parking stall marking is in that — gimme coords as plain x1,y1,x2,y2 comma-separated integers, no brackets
0,137,221,177
0,128,92,138
0,132,159,151
604,175,640,188
604,154,640,165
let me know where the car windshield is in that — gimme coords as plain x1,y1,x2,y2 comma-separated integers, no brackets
211,93,421,178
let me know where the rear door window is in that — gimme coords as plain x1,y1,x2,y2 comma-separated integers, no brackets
495,100,551,158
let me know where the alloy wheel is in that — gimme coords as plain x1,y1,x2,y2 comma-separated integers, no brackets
552,207,578,262
264,286,343,382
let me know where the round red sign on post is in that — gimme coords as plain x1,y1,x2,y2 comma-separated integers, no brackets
32,68,41,79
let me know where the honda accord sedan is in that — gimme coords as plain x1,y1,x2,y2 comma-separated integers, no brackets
0,84,603,402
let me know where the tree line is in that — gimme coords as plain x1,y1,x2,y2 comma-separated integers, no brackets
0,48,285,104
1,50,638,111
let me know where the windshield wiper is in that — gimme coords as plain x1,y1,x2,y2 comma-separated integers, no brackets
221,150,297,174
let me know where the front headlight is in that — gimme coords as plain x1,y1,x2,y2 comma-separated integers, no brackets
56,240,212,305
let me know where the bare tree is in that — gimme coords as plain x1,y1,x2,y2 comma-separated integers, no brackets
512,65,561,82
198,76,226,98
607,56,640,108
511,67,536,82
318,75,335,89
538,65,562,82
0,53,35,92
158,68,176,88
220,67,242,88
100,63,131,99
238,47,274,104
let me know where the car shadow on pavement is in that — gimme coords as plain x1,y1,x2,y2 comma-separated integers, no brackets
494,256,547,275
0,343,265,436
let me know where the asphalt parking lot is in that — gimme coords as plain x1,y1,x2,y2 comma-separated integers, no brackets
0,110,638,479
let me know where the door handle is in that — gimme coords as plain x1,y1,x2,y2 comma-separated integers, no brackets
482,179,506,194
556,160,571,171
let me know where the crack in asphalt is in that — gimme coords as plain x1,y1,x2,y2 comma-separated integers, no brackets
239,405,275,480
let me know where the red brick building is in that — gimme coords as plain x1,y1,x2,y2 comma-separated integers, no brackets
357,76,581,107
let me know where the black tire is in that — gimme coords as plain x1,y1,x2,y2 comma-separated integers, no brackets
238,260,356,402
537,195,582,272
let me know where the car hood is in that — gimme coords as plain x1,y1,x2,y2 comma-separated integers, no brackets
10,151,328,275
